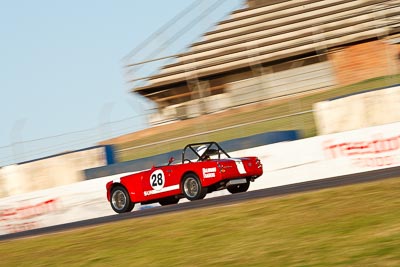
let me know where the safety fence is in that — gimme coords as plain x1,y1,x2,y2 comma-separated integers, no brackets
0,113,149,167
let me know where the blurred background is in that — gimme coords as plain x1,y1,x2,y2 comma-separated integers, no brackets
1,0,400,196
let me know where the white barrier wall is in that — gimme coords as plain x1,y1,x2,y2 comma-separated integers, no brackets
2,122,400,235
0,176,119,234
0,146,110,197
314,85,400,135
232,121,400,189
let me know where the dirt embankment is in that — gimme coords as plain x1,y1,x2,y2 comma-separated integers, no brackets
99,101,269,145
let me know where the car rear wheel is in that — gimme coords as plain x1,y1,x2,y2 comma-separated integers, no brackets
110,186,135,213
182,173,207,201
227,180,250,194
159,196,180,206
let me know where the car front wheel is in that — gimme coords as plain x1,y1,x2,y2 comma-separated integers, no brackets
182,173,207,201
110,186,135,213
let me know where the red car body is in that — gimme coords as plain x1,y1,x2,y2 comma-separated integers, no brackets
106,142,263,213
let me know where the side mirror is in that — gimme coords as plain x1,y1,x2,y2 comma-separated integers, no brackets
168,157,175,165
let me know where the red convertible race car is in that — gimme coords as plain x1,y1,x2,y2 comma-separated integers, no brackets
106,142,263,213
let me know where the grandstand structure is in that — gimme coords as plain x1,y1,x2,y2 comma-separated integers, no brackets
125,0,400,124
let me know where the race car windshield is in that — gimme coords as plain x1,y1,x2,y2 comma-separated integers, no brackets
182,142,230,162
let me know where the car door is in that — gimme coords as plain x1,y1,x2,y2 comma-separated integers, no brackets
141,165,181,201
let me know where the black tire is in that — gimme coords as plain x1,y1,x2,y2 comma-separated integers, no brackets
159,196,180,206
110,186,135,213
181,173,207,201
227,180,250,194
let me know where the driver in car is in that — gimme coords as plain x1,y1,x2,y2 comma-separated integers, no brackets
197,145,218,161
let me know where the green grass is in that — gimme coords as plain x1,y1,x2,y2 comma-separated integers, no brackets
117,113,313,161
2,177,400,266
116,75,400,162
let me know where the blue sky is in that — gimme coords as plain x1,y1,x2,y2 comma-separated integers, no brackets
0,0,242,162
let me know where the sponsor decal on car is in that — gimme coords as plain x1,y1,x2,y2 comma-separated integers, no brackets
143,185,179,196
202,167,216,178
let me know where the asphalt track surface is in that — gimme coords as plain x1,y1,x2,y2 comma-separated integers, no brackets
1,166,400,241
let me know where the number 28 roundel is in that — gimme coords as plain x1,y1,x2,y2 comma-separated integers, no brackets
150,169,165,191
